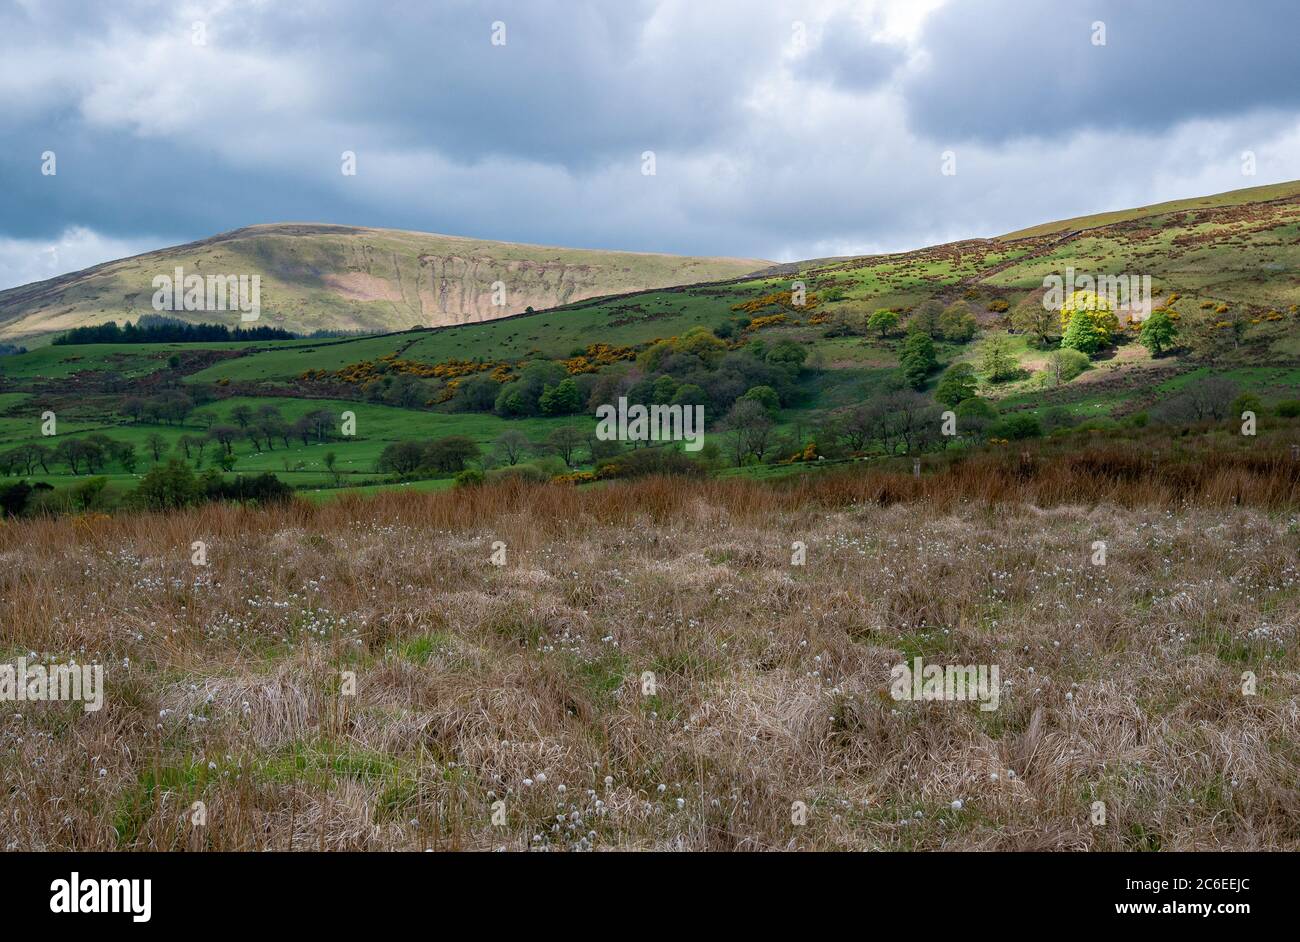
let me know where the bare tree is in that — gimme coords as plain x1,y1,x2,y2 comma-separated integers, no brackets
493,430,531,466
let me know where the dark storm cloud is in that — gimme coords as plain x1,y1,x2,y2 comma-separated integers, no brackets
902,0,1300,143
1,0,1299,288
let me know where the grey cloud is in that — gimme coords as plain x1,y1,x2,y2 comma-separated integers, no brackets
902,0,1300,144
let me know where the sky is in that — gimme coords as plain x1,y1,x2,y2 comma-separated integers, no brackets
2,0,1299,289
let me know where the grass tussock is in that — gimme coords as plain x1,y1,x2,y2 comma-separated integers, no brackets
0,447,1298,851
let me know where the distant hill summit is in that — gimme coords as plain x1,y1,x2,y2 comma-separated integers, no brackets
0,223,771,342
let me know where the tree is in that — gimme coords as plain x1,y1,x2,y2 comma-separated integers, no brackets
1059,290,1118,356
376,441,425,476
939,301,977,343
145,432,168,462
495,362,567,417
741,385,781,418
670,383,707,407
116,443,139,473
454,374,501,412
955,396,997,439
324,451,343,486
979,334,1018,382
765,339,808,371
867,308,900,338
493,430,531,466
1139,309,1178,357
829,404,874,453
538,377,584,416
908,300,943,338
134,458,202,510
1011,293,1058,348
675,325,729,365
900,331,937,389
424,435,480,473
723,398,775,465
122,397,146,423
864,390,941,455
307,410,335,443
1043,348,1089,386
229,405,254,429
209,425,239,456
545,426,586,468
935,362,978,407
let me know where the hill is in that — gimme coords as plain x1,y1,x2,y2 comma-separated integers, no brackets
0,223,770,343
1,181,1298,502
997,179,1300,240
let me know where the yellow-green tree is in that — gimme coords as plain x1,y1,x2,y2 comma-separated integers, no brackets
1059,290,1119,356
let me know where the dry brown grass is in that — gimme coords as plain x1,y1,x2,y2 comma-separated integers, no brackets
1,453,1298,851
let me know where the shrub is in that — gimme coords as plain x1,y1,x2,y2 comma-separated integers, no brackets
596,446,704,479
1231,393,1263,420
991,413,1042,440
134,459,202,510
1276,400,1300,418
0,481,33,517
486,463,550,485
208,472,293,506
1042,348,1090,386
453,468,485,488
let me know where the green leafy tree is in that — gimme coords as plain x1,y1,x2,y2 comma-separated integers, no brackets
991,412,1043,440
935,362,978,407
900,332,937,389
134,458,202,510
939,301,977,343
765,340,807,371
867,308,900,338
1043,348,1090,386
979,334,1018,382
675,325,729,365
955,396,997,438
741,385,781,418
1059,290,1118,356
539,377,583,415
1139,309,1178,357
670,383,707,407
423,435,481,472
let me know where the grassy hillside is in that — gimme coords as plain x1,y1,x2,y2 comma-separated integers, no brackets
1,182,1298,506
0,223,770,343
998,179,1300,240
